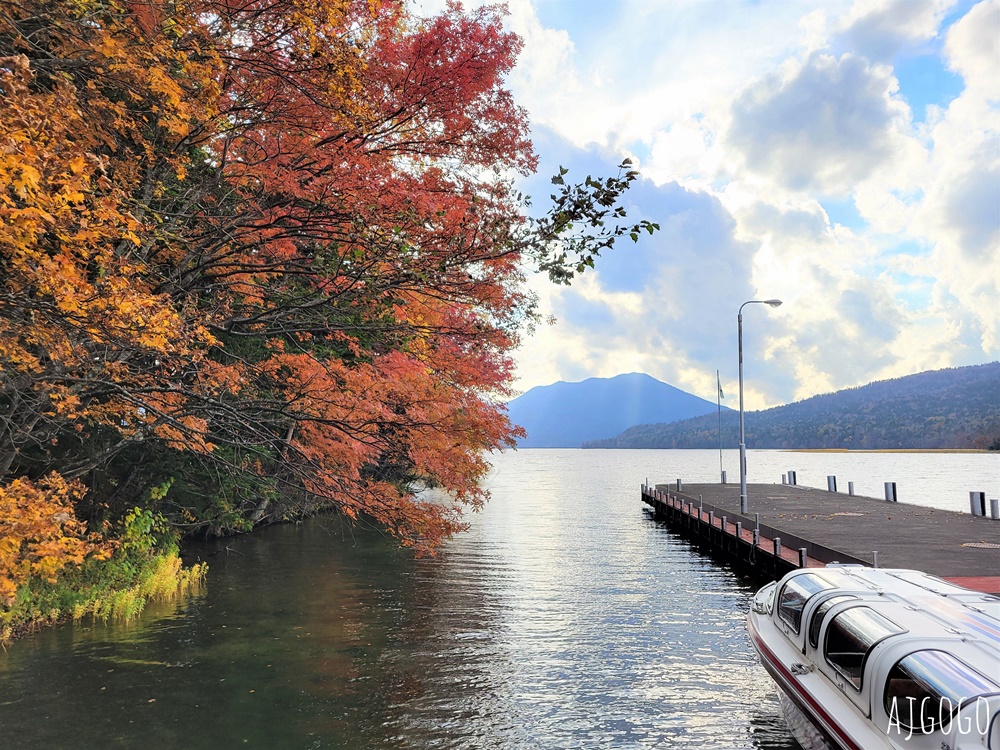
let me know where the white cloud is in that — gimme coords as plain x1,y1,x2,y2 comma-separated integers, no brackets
910,0,1000,354
944,0,1000,93
505,0,856,150
835,0,956,60
726,52,914,196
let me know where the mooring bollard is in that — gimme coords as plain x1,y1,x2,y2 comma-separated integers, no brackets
677,479,683,491
774,537,782,557
873,551,879,569
848,481,855,496
721,470,727,484
991,499,999,520
781,473,787,485
827,475,837,492
799,548,808,568
884,482,898,502
788,471,797,485
970,491,986,516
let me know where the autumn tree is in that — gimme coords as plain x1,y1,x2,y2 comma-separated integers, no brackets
1,0,657,559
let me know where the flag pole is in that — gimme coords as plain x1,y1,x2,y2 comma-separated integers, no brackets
717,369,724,481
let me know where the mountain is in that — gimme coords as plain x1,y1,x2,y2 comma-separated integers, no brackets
507,372,728,448
584,362,1000,450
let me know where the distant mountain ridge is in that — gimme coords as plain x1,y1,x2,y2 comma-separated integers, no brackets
507,373,728,448
584,362,1000,450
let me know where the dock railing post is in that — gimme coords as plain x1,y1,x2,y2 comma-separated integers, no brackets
773,537,781,557
799,548,807,568
872,551,879,569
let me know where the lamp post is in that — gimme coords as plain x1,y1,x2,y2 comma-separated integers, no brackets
739,299,782,514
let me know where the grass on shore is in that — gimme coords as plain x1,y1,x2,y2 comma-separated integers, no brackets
1,508,208,647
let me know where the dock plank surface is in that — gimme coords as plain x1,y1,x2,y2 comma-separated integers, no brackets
656,482,999,582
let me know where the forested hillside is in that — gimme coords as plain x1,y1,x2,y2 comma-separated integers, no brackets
585,363,1000,450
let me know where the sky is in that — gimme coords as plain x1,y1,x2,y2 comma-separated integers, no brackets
415,0,1000,410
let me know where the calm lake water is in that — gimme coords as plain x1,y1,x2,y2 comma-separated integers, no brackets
0,449,997,749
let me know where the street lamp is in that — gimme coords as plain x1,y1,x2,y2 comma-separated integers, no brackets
738,298,782,514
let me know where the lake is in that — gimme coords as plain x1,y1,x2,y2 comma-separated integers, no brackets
0,449,996,748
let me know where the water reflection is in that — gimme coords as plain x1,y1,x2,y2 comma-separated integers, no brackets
0,451,804,749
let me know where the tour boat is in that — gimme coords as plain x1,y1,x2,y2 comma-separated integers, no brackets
747,565,1000,749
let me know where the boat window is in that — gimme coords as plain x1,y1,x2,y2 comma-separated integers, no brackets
824,606,904,690
777,574,834,634
808,595,857,650
884,650,999,734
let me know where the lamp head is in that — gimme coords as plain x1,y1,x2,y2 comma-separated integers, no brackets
764,299,783,307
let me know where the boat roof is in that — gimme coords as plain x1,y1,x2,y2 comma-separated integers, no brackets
780,566,1000,657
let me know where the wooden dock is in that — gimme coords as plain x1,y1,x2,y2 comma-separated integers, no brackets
642,481,1000,594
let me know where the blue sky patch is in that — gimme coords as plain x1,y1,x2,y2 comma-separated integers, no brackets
893,54,965,122
890,271,935,310
820,197,866,230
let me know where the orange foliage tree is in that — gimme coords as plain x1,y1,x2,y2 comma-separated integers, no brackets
0,0,656,560
0,473,111,604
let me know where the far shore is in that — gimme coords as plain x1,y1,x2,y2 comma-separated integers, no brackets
788,448,992,454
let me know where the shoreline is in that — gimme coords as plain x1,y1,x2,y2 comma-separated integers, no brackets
787,448,992,454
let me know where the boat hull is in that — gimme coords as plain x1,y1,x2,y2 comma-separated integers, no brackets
776,687,834,750
747,611,871,750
